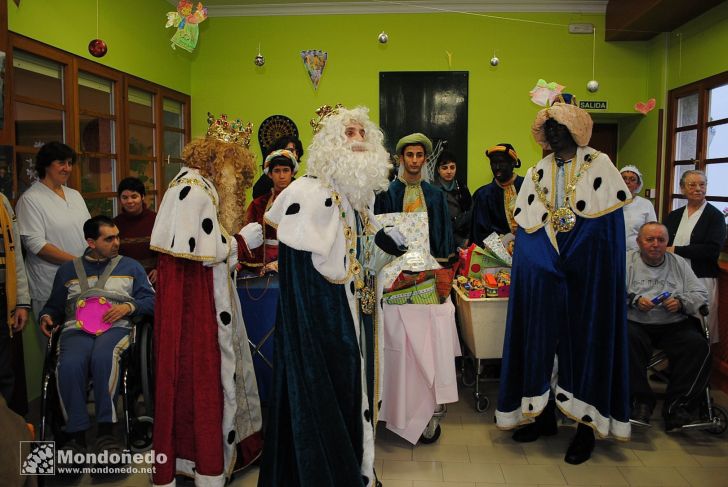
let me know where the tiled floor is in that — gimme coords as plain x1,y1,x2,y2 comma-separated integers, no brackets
43,380,728,486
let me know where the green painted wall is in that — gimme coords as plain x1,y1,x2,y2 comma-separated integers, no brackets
190,12,652,192
618,0,728,217
7,0,192,94
664,1,728,90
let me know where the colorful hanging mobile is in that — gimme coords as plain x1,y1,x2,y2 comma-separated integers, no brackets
529,79,565,107
165,0,208,53
301,50,328,91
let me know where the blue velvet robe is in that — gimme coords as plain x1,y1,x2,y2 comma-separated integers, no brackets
374,179,456,264
470,176,524,245
495,149,631,440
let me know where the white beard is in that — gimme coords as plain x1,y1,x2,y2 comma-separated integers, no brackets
317,141,391,211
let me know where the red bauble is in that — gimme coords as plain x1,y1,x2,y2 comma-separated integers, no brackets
88,39,108,58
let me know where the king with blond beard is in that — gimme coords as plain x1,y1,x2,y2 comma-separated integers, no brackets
259,106,405,487
150,114,264,487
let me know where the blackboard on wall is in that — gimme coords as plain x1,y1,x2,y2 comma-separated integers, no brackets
379,71,469,185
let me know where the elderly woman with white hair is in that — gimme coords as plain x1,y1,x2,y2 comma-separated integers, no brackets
664,170,726,342
620,165,657,251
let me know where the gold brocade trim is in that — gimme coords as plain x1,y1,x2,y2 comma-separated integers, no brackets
373,280,380,428
503,184,518,232
532,152,600,233
321,189,375,286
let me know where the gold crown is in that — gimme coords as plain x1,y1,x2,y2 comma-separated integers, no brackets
206,112,253,147
310,104,344,134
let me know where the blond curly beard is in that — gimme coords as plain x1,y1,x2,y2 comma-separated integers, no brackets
182,138,256,234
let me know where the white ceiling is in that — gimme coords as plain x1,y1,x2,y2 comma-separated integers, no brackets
185,0,608,17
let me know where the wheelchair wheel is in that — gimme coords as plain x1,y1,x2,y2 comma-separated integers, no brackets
129,415,154,452
139,321,154,416
707,405,728,435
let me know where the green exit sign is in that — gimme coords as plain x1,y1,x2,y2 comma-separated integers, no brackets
579,100,608,110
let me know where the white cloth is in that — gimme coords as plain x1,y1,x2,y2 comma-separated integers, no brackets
379,300,461,444
623,196,657,251
15,182,90,301
673,201,707,251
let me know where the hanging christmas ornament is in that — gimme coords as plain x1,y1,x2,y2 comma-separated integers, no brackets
88,0,108,58
378,32,389,44
254,43,265,66
88,39,108,58
489,55,500,67
586,29,599,93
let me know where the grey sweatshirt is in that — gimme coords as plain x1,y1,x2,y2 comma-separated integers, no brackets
626,249,708,325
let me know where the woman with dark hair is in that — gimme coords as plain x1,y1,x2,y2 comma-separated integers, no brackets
252,135,304,199
432,150,472,248
15,141,90,324
664,170,726,342
113,177,158,284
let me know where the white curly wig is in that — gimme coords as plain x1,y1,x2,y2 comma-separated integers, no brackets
307,106,391,211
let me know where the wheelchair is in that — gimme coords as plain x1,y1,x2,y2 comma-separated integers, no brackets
630,305,727,435
39,315,155,452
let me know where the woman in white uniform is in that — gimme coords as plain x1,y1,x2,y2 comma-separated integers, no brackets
15,142,90,352
620,165,656,251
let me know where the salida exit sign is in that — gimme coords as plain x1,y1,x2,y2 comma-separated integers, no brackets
579,100,608,110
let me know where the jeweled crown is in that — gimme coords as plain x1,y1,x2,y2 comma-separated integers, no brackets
310,104,344,134
206,112,253,147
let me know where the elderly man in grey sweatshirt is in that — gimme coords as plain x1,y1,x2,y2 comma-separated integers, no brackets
626,221,709,432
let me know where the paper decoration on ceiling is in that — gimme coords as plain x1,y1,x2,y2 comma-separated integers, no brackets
634,98,656,115
301,50,328,91
166,0,208,52
529,79,565,107
258,115,299,156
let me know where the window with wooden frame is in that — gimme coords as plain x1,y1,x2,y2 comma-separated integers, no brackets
5,34,190,212
663,71,728,235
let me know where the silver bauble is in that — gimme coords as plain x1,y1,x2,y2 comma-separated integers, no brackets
587,80,599,93
378,32,389,44
489,56,500,67
254,54,265,67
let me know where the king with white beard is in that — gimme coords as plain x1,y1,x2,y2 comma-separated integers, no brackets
258,106,401,487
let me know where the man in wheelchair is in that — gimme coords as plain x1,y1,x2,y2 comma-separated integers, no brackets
626,222,709,432
39,215,155,462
